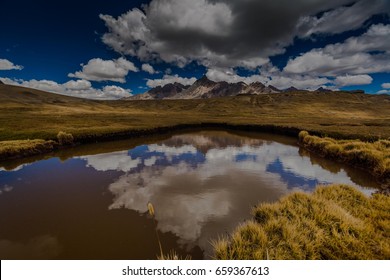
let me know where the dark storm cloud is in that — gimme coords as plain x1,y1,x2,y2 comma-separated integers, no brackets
216,0,347,54
99,0,390,69
296,0,390,37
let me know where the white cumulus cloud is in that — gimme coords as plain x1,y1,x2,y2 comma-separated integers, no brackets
205,67,331,90
141,63,157,74
0,58,23,70
102,85,132,98
69,57,138,83
377,83,390,94
1,77,132,100
146,74,197,88
206,68,269,85
334,75,373,87
284,24,390,76
63,79,92,90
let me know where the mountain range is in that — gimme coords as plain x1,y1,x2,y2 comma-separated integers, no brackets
126,75,287,100
125,76,350,100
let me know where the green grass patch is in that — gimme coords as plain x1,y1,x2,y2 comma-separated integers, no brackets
213,184,390,260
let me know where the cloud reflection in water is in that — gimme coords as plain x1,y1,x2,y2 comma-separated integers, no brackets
79,132,364,254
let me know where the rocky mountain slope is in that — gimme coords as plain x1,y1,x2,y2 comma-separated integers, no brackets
125,75,282,100
130,82,190,100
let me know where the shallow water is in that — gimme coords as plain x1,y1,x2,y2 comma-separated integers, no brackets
0,130,379,259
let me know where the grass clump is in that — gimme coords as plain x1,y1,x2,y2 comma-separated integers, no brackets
157,251,192,260
0,139,57,160
298,131,390,181
57,131,74,146
213,184,390,260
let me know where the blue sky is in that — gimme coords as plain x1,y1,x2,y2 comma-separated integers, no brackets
0,0,389,99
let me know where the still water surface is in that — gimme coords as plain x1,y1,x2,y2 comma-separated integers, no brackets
0,130,379,259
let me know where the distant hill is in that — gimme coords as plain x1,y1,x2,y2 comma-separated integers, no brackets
125,75,282,100
316,87,332,92
283,86,300,92
0,82,99,105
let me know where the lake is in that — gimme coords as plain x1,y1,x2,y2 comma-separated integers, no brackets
0,130,379,259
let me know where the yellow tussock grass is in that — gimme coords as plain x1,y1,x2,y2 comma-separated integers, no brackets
213,185,390,260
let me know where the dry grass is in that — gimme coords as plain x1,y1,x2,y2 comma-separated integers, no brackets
157,251,192,260
299,131,390,182
213,184,390,260
57,131,74,145
0,131,76,160
0,139,57,160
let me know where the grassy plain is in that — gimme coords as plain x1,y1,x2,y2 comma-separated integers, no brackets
1,83,389,142
214,184,390,259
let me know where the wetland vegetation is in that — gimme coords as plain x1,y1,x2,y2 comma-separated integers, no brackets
214,184,390,260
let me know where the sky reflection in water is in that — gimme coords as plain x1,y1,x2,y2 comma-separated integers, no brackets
78,132,368,256
0,131,375,259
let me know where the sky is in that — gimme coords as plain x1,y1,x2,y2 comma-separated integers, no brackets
0,0,390,99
